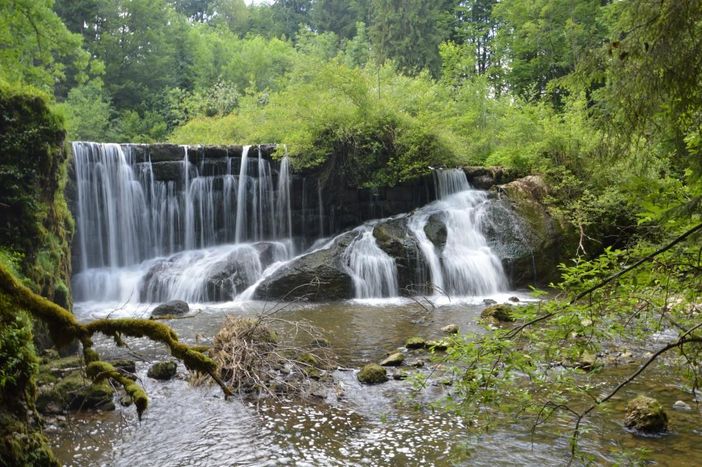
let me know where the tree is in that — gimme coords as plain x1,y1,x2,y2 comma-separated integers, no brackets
0,0,88,91
454,0,498,75
58,80,113,141
492,0,606,104
270,0,314,39
311,0,369,39
368,0,455,76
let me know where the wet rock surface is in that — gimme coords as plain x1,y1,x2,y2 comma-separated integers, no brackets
625,395,668,433
147,361,178,381
357,364,388,384
254,232,356,301
150,300,189,318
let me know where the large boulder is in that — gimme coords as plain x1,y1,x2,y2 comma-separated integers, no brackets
484,176,572,288
372,216,430,295
253,232,356,301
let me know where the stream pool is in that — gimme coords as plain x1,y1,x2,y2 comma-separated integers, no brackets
49,296,702,466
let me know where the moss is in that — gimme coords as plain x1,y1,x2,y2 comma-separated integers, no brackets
87,361,147,418
380,352,405,366
147,361,177,380
625,395,668,433
35,370,115,413
405,336,427,350
481,304,515,323
357,364,388,384
0,85,73,311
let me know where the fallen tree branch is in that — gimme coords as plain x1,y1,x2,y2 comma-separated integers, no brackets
0,264,232,419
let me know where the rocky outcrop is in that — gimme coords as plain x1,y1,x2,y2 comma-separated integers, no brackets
463,166,518,189
253,232,356,301
485,176,571,287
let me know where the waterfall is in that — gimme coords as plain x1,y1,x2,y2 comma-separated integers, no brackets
234,145,250,243
71,142,294,303
275,156,292,241
71,143,510,305
409,169,507,296
343,226,399,299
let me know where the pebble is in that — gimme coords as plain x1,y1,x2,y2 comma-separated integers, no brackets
673,400,692,411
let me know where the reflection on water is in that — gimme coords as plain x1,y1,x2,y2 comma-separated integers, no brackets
51,299,702,466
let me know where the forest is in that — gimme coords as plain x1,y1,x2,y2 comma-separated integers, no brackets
1,0,702,465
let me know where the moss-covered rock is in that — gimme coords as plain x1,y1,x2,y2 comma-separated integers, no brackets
441,324,459,334
35,371,115,414
485,176,574,288
357,364,388,384
427,339,450,352
380,352,405,366
150,300,189,318
405,336,427,350
147,361,178,380
625,395,668,433
481,304,515,323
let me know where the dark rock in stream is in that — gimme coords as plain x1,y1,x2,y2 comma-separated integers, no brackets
625,395,668,433
254,232,356,301
423,213,447,250
147,361,178,381
357,364,388,384
150,300,189,318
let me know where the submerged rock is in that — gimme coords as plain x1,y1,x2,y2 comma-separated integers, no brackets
380,352,405,367
147,361,177,380
357,364,388,384
405,336,427,350
625,395,668,433
441,324,459,334
481,304,515,322
151,300,189,318
673,400,692,411
254,232,356,301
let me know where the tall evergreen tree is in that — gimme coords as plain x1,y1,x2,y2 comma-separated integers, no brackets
368,0,455,76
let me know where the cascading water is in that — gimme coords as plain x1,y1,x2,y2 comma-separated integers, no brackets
71,142,294,303
409,169,507,296
343,226,399,299
72,143,509,305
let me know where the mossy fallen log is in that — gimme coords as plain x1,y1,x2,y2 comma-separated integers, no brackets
0,264,231,420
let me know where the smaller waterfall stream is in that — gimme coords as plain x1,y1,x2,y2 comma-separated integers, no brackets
343,226,400,299
408,169,507,296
